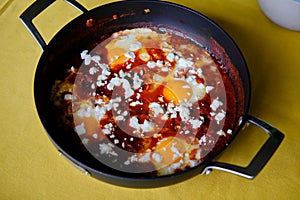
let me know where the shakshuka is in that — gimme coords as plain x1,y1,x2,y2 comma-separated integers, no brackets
51,26,244,176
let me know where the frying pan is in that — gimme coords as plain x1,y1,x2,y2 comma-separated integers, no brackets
20,0,284,188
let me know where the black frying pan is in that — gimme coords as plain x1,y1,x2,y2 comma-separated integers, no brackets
20,0,284,188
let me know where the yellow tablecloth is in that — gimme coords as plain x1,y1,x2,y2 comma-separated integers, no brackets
1,0,299,199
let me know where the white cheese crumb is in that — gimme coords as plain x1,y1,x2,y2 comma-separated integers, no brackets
130,42,142,51
99,143,118,156
215,110,226,124
147,61,156,68
124,160,130,165
75,122,86,135
176,57,194,69
149,102,164,117
152,153,163,163
199,135,206,145
102,129,111,135
139,152,151,163
133,73,143,90
124,51,135,59
82,138,89,145
217,130,226,136
210,98,223,111
162,67,169,72
206,86,214,93
156,60,164,67
227,129,232,134
129,116,139,128
129,101,143,107
64,94,72,100
189,118,204,129
174,104,191,121
89,67,98,75
126,63,132,69
116,115,125,121
141,120,154,132
114,139,119,144
167,52,175,62
91,55,101,63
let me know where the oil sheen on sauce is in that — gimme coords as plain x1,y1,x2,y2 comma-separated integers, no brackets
51,27,244,176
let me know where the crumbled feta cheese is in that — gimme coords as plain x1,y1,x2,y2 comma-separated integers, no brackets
210,98,223,111
162,67,169,72
199,135,206,145
124,160,130,165
139,152,151,162
102,129,111,135
64,94,72,100
197,68,203,77
82,138,89,145
206,86,214,93
133,73,143,90
130,101,143,107
91,55,101,63
130,42,142,51
80,50,88,59
89,67,98,75
176,57,193,69
107,77,121,90
75,122,86,135
77,105,93,118
147,61,156,68
215,110,226,124
141,120,154,132
126,63,132,69
152,152,163,163
121,78,134,98
156,60,164,67
124,51,135,59
167,52,175,62
217,130,226,136
189,118,204,129
174,104,191,121
129,116,139,128
99,143,118,156
92,133,98,139
114,139,119,144
116,115,125,121
149,102,164,117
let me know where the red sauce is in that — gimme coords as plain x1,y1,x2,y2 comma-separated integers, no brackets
51,27,244,176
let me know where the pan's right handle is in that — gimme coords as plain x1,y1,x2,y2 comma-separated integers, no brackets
201,115,284,179
20,0,88,51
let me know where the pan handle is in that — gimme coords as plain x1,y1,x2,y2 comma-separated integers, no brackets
19,0,88,50
201,115,284,179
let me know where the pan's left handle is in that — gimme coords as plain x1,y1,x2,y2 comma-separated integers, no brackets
20,0,88,51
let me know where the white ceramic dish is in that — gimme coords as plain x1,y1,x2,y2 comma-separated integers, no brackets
258,0,300,31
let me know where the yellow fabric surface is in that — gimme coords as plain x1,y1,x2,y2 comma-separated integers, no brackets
0,0,299,199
